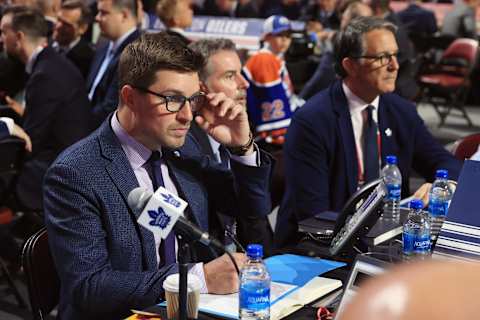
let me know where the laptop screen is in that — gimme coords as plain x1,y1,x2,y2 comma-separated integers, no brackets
334,255,388,319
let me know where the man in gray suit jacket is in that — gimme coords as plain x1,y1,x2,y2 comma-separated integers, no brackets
44,32,272,319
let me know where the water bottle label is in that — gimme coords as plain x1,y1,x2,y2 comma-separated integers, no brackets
414,233,431,253
429,199,448,217
386,184,401,201
403,231,431,253
239,284,270,312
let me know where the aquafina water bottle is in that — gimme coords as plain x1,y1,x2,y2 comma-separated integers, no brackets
429,169,453,242
403,199,431,260
381,155,402,219
239,244,270,320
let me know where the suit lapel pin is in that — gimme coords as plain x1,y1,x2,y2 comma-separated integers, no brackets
385,128,392,137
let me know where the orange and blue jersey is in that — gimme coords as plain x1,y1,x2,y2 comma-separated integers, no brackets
242,48,297,142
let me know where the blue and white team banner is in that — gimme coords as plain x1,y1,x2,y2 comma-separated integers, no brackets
433,160,480,261
148,16,304,51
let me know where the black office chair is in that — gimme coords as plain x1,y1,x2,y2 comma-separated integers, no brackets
0,137,27,308
22,227,60,320
0,137,25,204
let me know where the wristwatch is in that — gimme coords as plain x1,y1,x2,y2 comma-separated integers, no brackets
227,132,254,156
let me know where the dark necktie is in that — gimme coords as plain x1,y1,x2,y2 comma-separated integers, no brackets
218,145,230,169
363,105,380,182
145,151,176,268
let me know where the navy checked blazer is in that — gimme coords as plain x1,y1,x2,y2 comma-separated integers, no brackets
43,117,272,319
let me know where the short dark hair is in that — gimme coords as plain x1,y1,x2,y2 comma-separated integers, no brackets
61,0,93,27
6,7,48,40
334,16,396,78
119,31,205,90
188,38,237,82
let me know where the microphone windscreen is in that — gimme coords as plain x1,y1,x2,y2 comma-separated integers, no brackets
127,187,152,212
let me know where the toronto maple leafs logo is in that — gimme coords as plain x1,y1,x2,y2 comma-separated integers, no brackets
161,193,181,208
148,207,171,229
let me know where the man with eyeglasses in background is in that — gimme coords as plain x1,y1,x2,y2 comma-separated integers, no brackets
43,32,272,320
275,16,462,248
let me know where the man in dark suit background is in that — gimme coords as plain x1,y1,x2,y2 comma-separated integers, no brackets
0,7,91,210
86,0,140,127
189,38,274,255
275,16,462,248
397,0,437,36
44,32,272,320
52,0,95,78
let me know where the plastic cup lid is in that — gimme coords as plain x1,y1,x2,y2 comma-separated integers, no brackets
163,273,202,293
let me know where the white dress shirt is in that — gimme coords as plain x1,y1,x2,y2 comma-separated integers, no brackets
342,82,380,183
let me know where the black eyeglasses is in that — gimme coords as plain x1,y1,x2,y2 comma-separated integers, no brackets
353,52,399,66
133,86,207,113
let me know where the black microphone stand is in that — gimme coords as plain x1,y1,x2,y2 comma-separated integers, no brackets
177,236,190,320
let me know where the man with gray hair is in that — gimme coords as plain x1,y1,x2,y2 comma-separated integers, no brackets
189,38,273,255
275,16,462,248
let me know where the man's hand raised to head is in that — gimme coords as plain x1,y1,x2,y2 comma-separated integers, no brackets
195,92,253,155
203,252,247,294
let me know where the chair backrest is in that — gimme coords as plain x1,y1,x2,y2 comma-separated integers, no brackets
22,227,60,320
439,38,479,77
442,38,479,63
451,133,480,160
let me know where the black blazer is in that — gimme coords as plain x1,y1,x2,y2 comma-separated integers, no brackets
86,29,141,127
16,46,92,209
66,38,95,79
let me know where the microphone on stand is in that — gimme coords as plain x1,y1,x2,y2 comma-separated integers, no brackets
128,187,225,253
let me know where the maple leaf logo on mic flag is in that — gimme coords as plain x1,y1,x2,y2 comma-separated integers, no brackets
148,207,171,229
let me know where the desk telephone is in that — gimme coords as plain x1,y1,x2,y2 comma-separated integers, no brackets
329,179,387,257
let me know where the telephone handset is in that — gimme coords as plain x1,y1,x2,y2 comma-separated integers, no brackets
334,178,383,234
330,179,387,257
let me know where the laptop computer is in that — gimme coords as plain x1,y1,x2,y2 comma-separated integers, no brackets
333,254,389,319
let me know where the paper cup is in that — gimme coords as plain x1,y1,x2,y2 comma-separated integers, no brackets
163,273,201,319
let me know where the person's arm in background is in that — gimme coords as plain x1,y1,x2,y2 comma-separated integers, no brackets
0,117,32,151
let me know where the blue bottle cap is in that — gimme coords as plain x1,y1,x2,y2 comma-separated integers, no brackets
435,169,448,179
246,244,263,259
386,155,397,165
409,199,423,210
